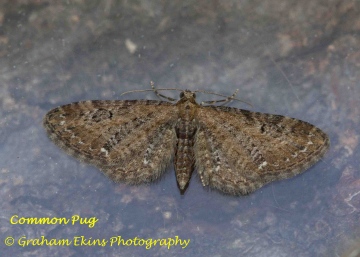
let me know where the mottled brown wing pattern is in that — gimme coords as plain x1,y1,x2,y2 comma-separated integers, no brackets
43,100,178,184
44,90,330,196
195,106,330,195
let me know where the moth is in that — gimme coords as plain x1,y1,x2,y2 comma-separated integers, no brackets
43,87,329,195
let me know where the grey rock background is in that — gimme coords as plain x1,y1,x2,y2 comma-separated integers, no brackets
0,0,359,256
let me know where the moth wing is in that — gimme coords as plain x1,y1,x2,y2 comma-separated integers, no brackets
195,106,329,195
44,100,178,184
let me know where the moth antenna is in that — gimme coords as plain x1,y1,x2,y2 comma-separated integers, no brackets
122,82,253,107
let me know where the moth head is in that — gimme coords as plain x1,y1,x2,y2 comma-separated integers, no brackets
180,90,196,100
